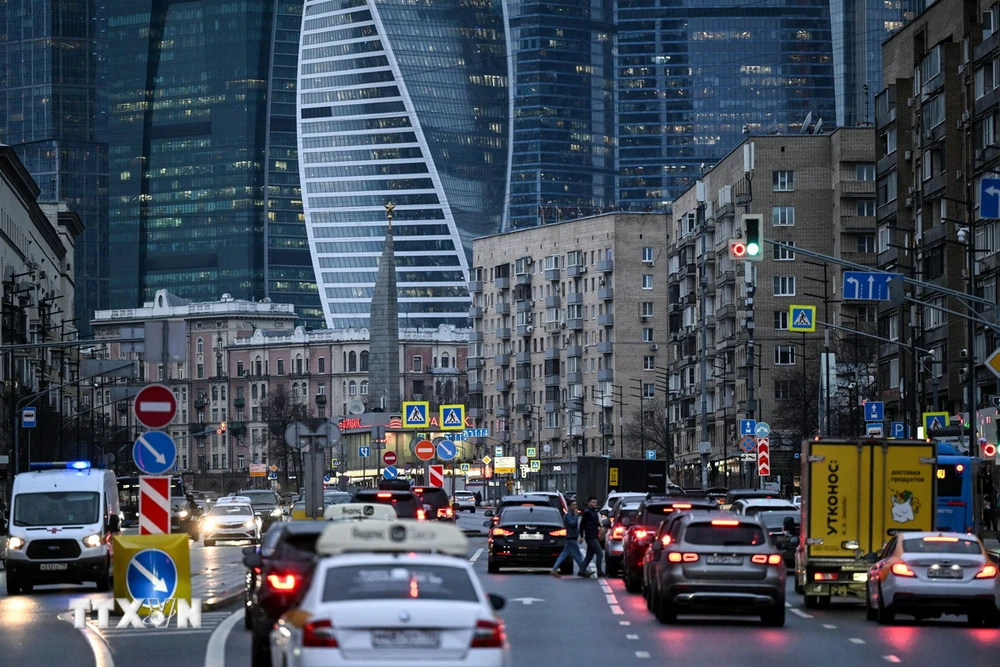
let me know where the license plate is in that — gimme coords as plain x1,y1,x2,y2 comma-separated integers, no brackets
928,568,962,579
706,555,743,566
371,629,440,649
520,533,543,540
853,572,869,582
40,563,68,571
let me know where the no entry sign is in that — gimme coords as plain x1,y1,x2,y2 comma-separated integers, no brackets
133,384,177,430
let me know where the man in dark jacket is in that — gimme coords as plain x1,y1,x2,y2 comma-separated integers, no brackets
579,496,605,578
550,500,586,577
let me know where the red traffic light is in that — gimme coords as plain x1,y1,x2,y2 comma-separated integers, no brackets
728,240,747,259
983,442,997,458
217,421,228,435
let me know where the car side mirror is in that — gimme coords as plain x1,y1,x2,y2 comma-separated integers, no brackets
620,517,632,528
484,509,494,518
651,540,663,552
782,517,798,536
483,520,490,528
864,552,879,564
107,514,120,533
242,545,262,569
489,593,506,611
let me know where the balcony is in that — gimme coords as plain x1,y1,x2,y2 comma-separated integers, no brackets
567,264,587,278
497,407,509,418
516,429,534,442
516,299,532,312
233,397,245,409
516,324,534,337
467,357,483,370
545,401,560,413
495,353,510,366
189,423,208,438
515,351,531,364
597,341,613,355
597,259,613,273
497,327,511,340
515,273,531,286
469,305,483,318
566,292,583,306
516,378,532,390
469,407,483,419
598,287,614,301
598,368,614,382
495,276,510,289
516,403,533,415
599,314,614,327
469,280,483,293
468,382,484,394
544,347,560,360
315,394,327,405
469,331,483,342
545,374,561,386
194,398,208,410
495,380,512,392
566,345,583,357
229,421,246,437
567,318,583,331
567,372,583,385
545,295,561,308
545,267,561,281
495,302,511,315
495,430,510,443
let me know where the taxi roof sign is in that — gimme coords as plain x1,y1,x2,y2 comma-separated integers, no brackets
323,503,397,522
216,496,254,505
316,519,468,557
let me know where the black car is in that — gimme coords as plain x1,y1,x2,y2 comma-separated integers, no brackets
487,506,567,574
485,494,562,527
412,486,455,521
242,521,327,667
757,510,800,567
236,490,284,531
353,488,425,519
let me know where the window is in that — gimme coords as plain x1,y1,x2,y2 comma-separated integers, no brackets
774,345,796,365
857,199,876,216
643,356,655,370
277,359,285,375
773,311,788,330
884,127,897,154
642,274,653,290
360,350,369,372
877,225,891,253
772,171,794,191
856,163,876,181
440,352,450,369
774,380,794,399
348,351,357,372
348,380,357,395
773,241,795,261
923,296,947,329
236,361,244,376
360,380,369,395
877,173,897,204
255,356,262,375
196,338,203,354
773,276,795,296
642,328,654,342
318,357,326,373
888,316,899,341
856,234,876,253
923,94,944,129
196,363,204,379
772,206,795,226
642,247,654,263
641,302,654,317
642,383,656,399
412,355,423,372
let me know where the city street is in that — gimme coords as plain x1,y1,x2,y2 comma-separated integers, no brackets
3,529,997,667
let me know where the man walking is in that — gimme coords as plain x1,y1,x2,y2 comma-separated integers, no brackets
550,500,585,577
579,496,605,578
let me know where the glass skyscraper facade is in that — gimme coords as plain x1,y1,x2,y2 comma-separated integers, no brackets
506,0,616,229
0,0,109,334
616,0,837,208
830,0,919,127
297,0,509,329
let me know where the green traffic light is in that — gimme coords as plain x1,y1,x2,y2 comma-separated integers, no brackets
746,242,760,255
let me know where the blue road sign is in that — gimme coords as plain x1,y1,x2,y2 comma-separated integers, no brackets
437,440,458,461
268,471,278,480
865,401,885,422
843,271,902,301
789,306,816,333
495,445,504,456
323,474,332,483
981,178,1000,219
739,419,756,437
739,436,756,453
382,465,398,480
890,422,906,438
126,548,178,605
866,423,884,438
132,431,177,476
451,432,467,441
21,407,36,429
464,428,489,438
645,450,656,460
358,446,371,458
754,422,771,438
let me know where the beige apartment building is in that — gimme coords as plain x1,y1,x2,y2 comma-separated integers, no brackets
668,129,878,489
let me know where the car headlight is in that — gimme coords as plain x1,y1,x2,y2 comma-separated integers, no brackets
82,533,103,548
203,519,217,530
178,510,189,519
7,536,25,550
270,508,282,517
244,519,257,529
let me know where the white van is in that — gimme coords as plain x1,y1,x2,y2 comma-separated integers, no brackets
3,462,120,594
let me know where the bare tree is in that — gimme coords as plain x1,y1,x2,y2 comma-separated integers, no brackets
260,385,312,490
623,399,673,468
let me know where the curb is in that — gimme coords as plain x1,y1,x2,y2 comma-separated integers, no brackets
202,584,245,612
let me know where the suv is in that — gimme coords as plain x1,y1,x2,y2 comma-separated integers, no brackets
412,486,455,521
236,490,284,531
485,495,557,527
604,501,642,577
353,489,425,519
723,489,782,508
621,497,718,592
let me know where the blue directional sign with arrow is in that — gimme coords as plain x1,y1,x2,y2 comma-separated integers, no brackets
126,548,177,605
132,431,177,476
981,177,1000,219
436,439,458,461
865,401,884,422
382,465,398,480
358,446,371,458
739,419,756,437
843,272,903,301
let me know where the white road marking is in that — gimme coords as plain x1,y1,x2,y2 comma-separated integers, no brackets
789,608,813,619
849,638,866,644
626,634,639,640
606,594,618,604
469,548,483,563
619,621,631,626
204,610,242,667
883,656,901,663
785,602,792,607
822,624,837,629
610,605,624,615
636,651,651,659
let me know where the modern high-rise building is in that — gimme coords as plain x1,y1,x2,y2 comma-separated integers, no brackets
616,0,838,210
830,0,920,127
107,0,323,328
505,0,617,228
0,0,109,334
296,0,509,330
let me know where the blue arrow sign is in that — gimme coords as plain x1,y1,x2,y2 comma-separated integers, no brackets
865,401,884,422
739,419,756,437
843,271,902,301
323,474,331,483
754,422,771,438
126,548,178,605
382,465,398,480
437,440,458,461
21,407,36,429
132,431,177,476
358,446,371,458
268,471,278,480
981,178,1000,219
890,422,906,438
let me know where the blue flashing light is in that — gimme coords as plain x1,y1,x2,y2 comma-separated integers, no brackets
28,461,92,471
69,461,91,470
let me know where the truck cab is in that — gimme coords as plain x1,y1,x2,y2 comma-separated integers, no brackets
3,461,121,594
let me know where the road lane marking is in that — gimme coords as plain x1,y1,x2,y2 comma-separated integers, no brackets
204,610,242,667
58,612,115,667
469,548,483,562
619,621,631,625
636,651,651,659
822,624,836,629
789,608,813,619
627,634,639,640
606,594,618,604
610,605,624,615
883,656,901,663
849,638,865,644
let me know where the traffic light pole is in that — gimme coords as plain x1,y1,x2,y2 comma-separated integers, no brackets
697,184,710,491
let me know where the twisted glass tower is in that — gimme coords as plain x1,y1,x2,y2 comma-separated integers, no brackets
297,0,509,330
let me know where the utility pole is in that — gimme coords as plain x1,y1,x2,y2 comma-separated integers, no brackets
740,145,755,489
697,181,710,491
655,366,673,477
611,384,624,458
630,378,646,457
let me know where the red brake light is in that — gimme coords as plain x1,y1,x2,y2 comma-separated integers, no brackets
660,535,672,546
470,619,505,648
549,528,567,537
437,507,453,518
711,520,740,526
266,574,297,591
891,563,916,578
813,572,839,581
768,554,783,566
976,564,998,579
611,526,625,540
302,619,338,647
668,552,698,563
751,554,768,564
416,508,426,521
634,529,648,539
377,493,392,498
492,528,514,537
922,536,959,542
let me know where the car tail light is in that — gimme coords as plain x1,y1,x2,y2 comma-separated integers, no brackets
976,564,998,579
711,520,740,526
612,526,625,540
767,554,783,566
751,554,784,566
416,508,426,521
266,573,297,591
660,535,672,547
549,528,567,537
923,536,959,542
437,507,453,518
890,563,916,578
813,572,839,581
751,554,767,564
377,492,392,498
302,619,338,647
668,552,698,563
492,528,514,537
672,503,692,509
470,619,505,648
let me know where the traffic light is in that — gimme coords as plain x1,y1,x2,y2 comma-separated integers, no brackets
728,239,748,260
742,213,763,261
984,442,997,459
217,421,228,435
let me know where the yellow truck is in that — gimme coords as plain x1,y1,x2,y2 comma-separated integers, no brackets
793,437,936,608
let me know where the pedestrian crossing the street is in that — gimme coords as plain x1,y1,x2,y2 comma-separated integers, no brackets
92,610,233,638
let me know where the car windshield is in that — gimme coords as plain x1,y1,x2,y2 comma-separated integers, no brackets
500,507,562,525
642,504,698,527
322,564,478,602
903,537,982,554
239,491,278,505
685,522,766,546
323,493,352,504
210,504,252,517
355,492,420,518
759,512,799,530
413,488,450,508
275,532,324,560
743,504,795,516
13,492,101,527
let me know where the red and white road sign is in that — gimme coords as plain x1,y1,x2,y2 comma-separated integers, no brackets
133,384,177,429
139,475,171,535
429,464,445,488
414,439,435,461
756,436,771,477
383,450,398,466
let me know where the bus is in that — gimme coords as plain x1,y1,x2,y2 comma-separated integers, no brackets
117,475,186,526
935,444,985,535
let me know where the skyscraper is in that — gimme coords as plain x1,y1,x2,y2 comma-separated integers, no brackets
505,0,617,228
616,0,837,209
107,0,323,328
830,0,919,127
296,0,509,330
0,0,109,334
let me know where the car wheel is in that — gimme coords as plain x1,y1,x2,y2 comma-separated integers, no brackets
654,593,676,624
876,585,895,625
983,611,1000,628
204,540,215,547
625,570,641,594
95,562,112,593
6,572,21,595
804,594,819,609
761,604,785,627
967,613,986,627
487,560,500,574
250,626,270,667
244,603,253,630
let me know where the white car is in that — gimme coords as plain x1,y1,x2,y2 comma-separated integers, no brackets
201,502,261,546
730,498,798,516
600,492,646,516
452,491,477,512
271,520,510,667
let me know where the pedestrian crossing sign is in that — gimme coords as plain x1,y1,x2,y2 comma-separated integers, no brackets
402,401,430,428
922,411,950,434
788,305,817,333
440,404,465,431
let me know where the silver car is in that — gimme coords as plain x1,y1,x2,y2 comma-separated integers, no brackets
647,511,786,626
865,531,1000,627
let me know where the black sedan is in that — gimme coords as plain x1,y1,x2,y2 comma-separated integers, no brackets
487,505,567,574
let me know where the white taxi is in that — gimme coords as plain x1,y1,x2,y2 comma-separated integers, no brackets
202,497,261,546
270,521,510,667
324,503,398,522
